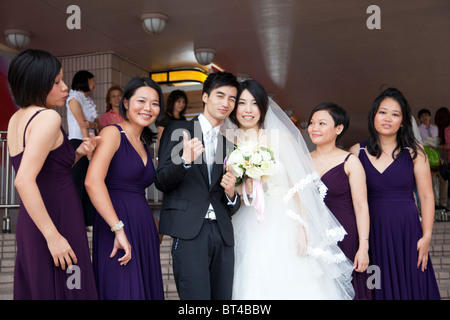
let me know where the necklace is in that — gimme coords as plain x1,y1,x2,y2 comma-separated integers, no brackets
237,128,263,144
381,148,397,158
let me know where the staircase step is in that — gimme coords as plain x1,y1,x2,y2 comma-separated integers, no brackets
0,287,13,300
430,256,450,268
0,259,15,273
432,221,450,233
435,267,450,282
429,244,450,256
2,220,450,300
438,283,450,300
0,272,14,285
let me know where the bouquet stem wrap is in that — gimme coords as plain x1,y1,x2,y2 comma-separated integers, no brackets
242,179,265,224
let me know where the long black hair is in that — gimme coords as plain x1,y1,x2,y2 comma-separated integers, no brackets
166,89,188,117
119,77,164,146
367,87,422,159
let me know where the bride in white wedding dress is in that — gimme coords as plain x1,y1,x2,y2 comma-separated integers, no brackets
224,79,355,300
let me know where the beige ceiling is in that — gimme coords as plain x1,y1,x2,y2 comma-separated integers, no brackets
1,0,450,148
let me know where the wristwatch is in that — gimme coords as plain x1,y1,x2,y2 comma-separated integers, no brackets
181,157,191,169
111,220,124,232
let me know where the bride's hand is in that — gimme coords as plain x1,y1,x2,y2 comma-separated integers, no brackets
296,226,308,257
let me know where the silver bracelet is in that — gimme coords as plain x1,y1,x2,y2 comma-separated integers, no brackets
111,220,124,232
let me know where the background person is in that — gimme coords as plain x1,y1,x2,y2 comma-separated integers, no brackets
98,85,124,129
156,89,188,147
66,70,99,228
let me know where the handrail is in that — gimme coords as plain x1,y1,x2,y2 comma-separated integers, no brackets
1,131,14,233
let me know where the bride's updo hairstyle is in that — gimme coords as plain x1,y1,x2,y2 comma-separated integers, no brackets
229,79,269,128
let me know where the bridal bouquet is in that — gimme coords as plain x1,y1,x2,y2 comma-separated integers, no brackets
225,141,276,184
225,141,276,224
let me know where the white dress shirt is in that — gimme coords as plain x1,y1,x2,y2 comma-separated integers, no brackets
197,114,237,219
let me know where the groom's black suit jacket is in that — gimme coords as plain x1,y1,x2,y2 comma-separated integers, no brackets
154,117,240,246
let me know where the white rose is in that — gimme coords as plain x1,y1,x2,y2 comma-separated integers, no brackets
250,152,263,165
246,166,264,180
232,165,244,178
227,150,244,167
261,160,276,176
261,150,273,161
239,141,258,155
243,160,253,170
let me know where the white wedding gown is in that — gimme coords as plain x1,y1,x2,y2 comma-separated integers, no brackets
232,160,354,300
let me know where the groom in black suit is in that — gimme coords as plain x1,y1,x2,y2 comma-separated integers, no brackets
155,72,241,300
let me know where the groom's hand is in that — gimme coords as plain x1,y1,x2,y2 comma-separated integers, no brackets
221,164,237,199
181,131,204,164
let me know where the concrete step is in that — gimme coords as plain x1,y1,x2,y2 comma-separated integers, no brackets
2,222,450,300
0,272,13,285
429,244,450,256
430,255,450,268
434,267,450,283
438,283,450,300
432,221,450,233
0,287,13,300
0,231,179,300
0,259,14,273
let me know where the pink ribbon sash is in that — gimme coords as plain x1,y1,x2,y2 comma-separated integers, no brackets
242,179,265,224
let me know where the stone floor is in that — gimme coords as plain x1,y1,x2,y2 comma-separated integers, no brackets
1,221,450,300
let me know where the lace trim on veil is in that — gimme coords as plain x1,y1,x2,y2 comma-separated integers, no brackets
283,172,327,201
284,174,347,264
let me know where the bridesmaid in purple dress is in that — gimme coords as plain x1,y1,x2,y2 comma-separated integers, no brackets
7,49,98,299
308,102,372,300
350,88,440,300
85,77,164,299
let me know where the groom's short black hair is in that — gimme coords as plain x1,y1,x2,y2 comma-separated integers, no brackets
202,71,240,99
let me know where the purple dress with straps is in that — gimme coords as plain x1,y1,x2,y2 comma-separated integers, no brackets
321,153,373,300
10,109,98,299
357,141,440,300
92,124,163,300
